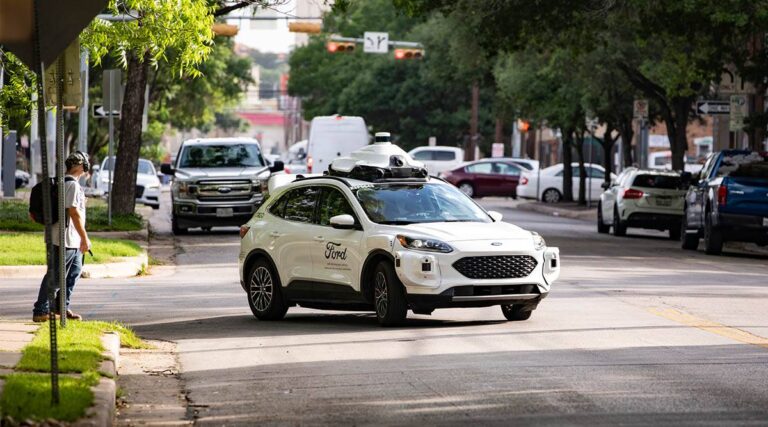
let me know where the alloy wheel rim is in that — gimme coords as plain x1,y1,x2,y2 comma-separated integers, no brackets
544,190,558,203
250,266,274,312
374,271,388,316
460,184,473,197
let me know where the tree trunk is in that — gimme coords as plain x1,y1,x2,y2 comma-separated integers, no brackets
619,117,634,167
575,133,587,205
562,129,574,202
666,96,693,171
495,118,504,154
113,52,150,215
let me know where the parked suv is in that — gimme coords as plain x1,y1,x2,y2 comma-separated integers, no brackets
598,168,685,239
161,138,282,234
681,150,768,254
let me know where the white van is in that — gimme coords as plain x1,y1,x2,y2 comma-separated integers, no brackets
306,116,369,173
408,146,465,176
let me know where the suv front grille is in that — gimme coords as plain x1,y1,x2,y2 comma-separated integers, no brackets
135,185,145,198
194,180,254,200
453,255,537,279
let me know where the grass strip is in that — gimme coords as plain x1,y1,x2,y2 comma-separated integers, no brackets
16,321,150,374
0,233,142,266
0,371,99,422
0,199,143,232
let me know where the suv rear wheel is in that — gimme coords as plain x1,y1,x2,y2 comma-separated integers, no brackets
597,202,610,234
680,211,699,250
373,261,408,326
247,259,288,320
612,208,627,237
704,212,724,255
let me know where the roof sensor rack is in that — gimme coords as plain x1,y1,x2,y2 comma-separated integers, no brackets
328,132,429,182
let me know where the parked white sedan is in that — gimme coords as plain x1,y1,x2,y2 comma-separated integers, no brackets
94,157,161,209
517,163,615,203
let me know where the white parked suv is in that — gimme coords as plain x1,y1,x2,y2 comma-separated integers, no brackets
597,168,685,239
408,146,465,176
238,137,560,326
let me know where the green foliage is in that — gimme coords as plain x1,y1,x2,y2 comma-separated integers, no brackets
289,0,496,151
0,199,144,233
0,51,34,133
0,233,143,265
0,372,97,422
81,0,215,79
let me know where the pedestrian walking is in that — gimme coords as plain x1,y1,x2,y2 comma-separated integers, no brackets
32,151,91,322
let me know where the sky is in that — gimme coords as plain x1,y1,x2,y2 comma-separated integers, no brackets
225,1,327,54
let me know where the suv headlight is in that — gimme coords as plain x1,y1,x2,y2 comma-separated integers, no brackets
174,181,196,199
397,235,453,253
531,232,546,250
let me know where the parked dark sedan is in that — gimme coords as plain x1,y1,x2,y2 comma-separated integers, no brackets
441,159,522,198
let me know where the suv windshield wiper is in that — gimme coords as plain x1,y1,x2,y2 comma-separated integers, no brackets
379,220,415,225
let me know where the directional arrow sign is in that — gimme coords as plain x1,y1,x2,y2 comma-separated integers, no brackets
92,104,120,118
696,100,730,115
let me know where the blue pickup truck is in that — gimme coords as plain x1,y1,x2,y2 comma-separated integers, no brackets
681,150,768,254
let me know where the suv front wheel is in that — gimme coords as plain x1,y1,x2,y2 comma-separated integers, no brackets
171,214,188,235
373,261,408,326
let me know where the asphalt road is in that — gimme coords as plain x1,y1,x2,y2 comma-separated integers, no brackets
2,196,768,425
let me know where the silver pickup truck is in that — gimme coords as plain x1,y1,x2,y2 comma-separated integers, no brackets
161,138,283,234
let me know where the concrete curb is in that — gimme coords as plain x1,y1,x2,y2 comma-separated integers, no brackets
0,251,147,279
74,332,121,427
73,378,116,427
517,201,597,221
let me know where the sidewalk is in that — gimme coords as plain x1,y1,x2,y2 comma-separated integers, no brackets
516,200,597,221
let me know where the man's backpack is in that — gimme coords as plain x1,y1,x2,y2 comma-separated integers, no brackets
29,177,75,226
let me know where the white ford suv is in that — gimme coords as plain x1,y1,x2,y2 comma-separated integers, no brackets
238,138,560,326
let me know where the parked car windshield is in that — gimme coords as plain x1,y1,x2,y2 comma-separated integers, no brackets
178,144,265,168
137,160,155,175
632,174,681,189
354,183,491,224
716,152,768,179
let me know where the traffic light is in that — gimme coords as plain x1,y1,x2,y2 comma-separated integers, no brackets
327,41,356,53
288,22,322,34
394,48,424,60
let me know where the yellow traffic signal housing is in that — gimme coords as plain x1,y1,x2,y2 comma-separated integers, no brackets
212,23,239,37
327,41,355,53
394,48,424,60
289,22,322,33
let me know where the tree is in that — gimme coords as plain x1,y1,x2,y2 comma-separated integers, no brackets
0,51,34,134
82,0,215,215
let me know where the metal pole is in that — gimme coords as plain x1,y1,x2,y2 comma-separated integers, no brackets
31,0,59,404
56,58,67,329
587,138,592,209
30,92,39,186
107,72,114,226
0,56,4,185
78,49,89,153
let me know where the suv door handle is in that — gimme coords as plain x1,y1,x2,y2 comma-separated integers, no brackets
269,231,284,238
313,236,324,241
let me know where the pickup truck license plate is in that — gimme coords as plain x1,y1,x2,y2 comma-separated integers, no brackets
216,208,234,217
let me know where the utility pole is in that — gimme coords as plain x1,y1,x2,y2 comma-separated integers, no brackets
78,49,89,153
468,82,479,161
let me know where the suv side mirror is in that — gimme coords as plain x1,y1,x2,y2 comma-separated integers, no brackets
488,211,503,222
601,181,611,190
270,160,284,173
161,163,175,175
330,214,356,230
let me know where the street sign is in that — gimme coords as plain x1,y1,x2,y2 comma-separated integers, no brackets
491,143,504,158
633,100,648,119
92,104,120,118
696,100,730,115
729,94,748,131
363,32,389,54
102,69,123,110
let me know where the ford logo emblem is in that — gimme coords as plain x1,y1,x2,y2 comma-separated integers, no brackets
491,242,502,246
218,187,232,194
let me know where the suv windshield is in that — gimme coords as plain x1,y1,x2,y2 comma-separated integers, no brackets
355,183,491,224
178,144,265,168
632,174,681,189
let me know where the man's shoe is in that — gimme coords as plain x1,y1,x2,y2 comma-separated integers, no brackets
52,310,83,320
32,314,49,322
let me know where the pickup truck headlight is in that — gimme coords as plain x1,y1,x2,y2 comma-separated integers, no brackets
397,235,453,253
174,181,196,199
531,232,546,251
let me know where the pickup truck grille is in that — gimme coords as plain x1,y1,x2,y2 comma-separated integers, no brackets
194,180,254,201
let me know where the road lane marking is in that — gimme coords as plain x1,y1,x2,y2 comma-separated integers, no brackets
649,308,768,350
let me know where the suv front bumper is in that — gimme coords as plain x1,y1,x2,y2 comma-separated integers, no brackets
173,196,262,228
